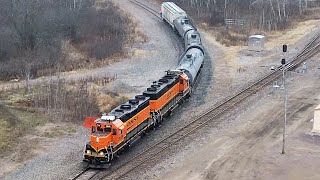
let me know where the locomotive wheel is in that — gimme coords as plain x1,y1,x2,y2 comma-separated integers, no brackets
165,110,172,117
178,98,184,105
81,161,89,168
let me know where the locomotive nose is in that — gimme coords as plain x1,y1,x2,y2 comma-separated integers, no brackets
84,134,113,165
90,134,112,151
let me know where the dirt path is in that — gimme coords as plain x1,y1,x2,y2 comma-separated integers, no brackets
205,89,319,180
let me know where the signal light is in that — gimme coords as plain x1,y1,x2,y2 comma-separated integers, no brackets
283,44,287,52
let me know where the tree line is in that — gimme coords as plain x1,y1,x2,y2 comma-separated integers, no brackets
172,0,320,31
0,0,133,80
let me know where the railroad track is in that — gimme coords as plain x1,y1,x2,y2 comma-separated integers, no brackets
129,0,185,64
71,2,320,180
129,0,162,19
70,1,176,180
70,167,101,180
90,32,320,180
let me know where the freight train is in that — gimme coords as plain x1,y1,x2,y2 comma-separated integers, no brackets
83,2,204,166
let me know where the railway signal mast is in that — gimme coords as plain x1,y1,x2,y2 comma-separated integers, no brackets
282,44,288,154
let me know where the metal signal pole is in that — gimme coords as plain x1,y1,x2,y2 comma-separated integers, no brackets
281,44,288,154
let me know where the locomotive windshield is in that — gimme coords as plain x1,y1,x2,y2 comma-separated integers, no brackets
92,124,111,136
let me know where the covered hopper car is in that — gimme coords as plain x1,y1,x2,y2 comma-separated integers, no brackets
161,2,186,28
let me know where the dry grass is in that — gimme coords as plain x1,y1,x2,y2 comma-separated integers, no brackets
0,103,49,154
215,30,247,47
265,19,320,49
96,93,129,113
40,124,77,138
0,75,127,155
199,7,320,48
0,74,127,122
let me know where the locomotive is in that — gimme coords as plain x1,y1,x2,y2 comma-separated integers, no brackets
83,2,204,166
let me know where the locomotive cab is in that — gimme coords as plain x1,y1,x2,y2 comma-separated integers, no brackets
84,114,125,164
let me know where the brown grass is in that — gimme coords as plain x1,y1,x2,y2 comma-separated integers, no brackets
215,30,248,47
0,103,49,154
97,93,129,113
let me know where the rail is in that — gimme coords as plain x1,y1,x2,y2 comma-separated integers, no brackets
94,32,320,180
129,0,162,19
71,2,320,180
71,168,101,180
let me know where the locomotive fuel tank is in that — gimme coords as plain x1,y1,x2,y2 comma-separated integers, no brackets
176,48,204,85
184,30,204,53
173,16,195,38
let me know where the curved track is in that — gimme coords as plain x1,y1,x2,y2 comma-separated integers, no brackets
129,0,162,19
71,168,101,180
70,2,320,180
70,1,181,179
92,33,320,180
129,0,184,57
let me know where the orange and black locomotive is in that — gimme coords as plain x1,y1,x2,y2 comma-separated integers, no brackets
84,71,190,165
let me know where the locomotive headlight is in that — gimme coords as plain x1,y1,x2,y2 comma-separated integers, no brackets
86,150,91,154
99,151,104,156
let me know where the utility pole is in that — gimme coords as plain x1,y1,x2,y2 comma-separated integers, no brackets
281,44,287,154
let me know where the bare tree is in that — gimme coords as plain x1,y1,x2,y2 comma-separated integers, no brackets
0,0,133,80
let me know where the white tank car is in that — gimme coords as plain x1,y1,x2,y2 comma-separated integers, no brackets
176,48,204,85
184,30,204,53
173,16,194,38
161,2,186,28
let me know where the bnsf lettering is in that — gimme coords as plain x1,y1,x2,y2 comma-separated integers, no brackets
127,115,139,130
166,90,174,99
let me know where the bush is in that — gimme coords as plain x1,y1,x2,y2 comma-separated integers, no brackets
0,0,133,80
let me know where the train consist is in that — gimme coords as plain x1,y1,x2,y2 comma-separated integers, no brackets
83,2,204,166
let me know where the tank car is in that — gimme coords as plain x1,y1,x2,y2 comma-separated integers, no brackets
176,48,204,85
184,30,204,54
173,16,195,38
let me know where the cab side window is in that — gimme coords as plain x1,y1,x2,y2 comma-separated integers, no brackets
112,129,117,135
91,126,96,133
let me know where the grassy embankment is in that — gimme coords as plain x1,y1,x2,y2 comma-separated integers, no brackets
0,102,49,153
